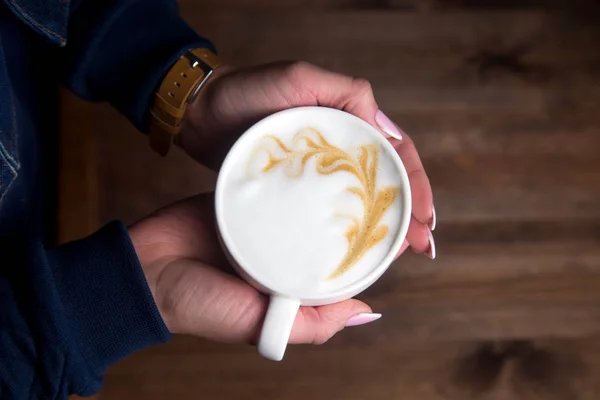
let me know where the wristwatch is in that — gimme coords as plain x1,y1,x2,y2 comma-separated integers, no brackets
149,48,222,156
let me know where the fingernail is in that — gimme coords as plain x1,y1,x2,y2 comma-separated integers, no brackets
429,205,437,231
375,110,403,140
426,228,436,260
345,313,382,327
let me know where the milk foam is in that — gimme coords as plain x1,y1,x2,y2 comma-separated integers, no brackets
220,114,404,297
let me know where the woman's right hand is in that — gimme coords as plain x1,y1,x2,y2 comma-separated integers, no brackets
129,193,378,344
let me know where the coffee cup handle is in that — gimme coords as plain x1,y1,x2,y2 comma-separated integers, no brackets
258,296,300,361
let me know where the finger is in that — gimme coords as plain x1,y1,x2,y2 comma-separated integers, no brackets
388,135,434,228
288,299,375,345
171,260,378,346
406,215,432,255
166,259,269,342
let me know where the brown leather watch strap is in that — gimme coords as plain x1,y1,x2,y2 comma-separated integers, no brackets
149,48,222,156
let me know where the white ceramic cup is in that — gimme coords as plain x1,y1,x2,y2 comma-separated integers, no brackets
215,106,412,361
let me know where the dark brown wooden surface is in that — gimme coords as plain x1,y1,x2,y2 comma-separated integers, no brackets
97,336,600,400
57,88,98,243
59,1,600,399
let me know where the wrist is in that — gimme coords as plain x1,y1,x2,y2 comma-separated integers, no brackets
127,206,204,334
179,65,234,160
149,48,224,156
127,219,175,308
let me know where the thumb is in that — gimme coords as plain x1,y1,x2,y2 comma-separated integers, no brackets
161,259,379,346
289,299,378,345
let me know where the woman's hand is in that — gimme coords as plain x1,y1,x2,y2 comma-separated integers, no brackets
182,61,435,258
129,194,377,344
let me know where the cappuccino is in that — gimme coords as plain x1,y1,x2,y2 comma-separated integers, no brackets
218,110,406,297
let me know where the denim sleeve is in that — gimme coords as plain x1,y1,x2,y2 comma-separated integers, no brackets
59,0,214,132
0,222,171,398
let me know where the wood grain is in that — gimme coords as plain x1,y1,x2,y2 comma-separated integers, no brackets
98,336,600,400
57,89,98,243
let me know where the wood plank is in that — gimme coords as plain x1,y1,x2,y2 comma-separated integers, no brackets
433,219,600,243
100,336,600,400
57,89,98,243
426,155,600,190
427,155,600,221
390,111,600,158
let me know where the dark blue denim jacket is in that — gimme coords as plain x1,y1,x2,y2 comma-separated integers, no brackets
0,0,213,398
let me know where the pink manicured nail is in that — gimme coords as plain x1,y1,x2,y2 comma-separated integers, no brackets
429,205,437,231
426,228,436,260
345,313,382,327
375,110,403,140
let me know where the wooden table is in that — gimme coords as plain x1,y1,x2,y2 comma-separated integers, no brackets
61,1,600,398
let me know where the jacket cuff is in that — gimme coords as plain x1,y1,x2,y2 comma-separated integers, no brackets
48,221,171,389
61,0,214,132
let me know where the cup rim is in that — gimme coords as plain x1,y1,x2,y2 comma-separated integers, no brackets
215,106,412,302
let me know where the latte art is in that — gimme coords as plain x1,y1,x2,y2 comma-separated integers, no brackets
250,127,399,279
219,108,406,297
